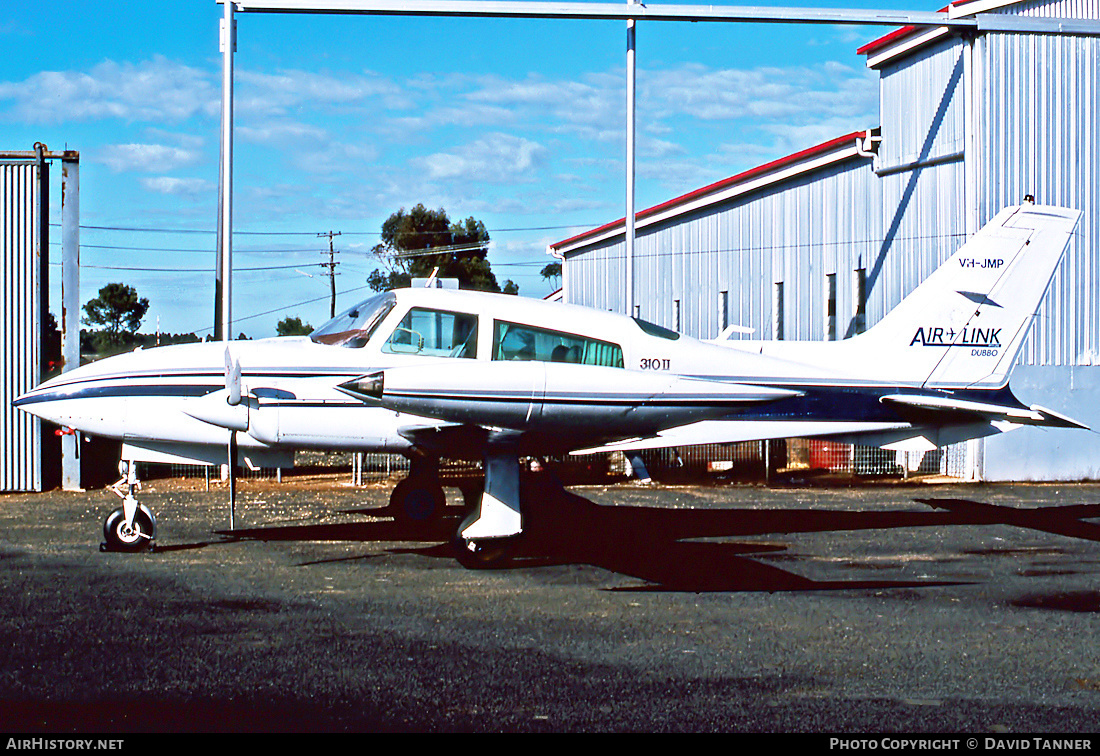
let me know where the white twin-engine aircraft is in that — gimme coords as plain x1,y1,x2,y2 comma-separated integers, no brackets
15,203,1088,564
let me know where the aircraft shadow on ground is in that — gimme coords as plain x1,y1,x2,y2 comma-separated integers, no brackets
216,478,1100,593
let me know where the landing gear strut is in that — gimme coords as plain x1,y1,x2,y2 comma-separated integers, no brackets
453,450,523,569
101,461,157,552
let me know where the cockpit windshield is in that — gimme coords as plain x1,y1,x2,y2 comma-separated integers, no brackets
310,292,397,348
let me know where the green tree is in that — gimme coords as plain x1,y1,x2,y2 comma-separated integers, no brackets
369,204,507,293
82,283,149,349
540,262,562,288
276,316,313,336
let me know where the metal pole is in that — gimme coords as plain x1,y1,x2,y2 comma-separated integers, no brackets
319,230,341,317
220,2,238,529
963,34,985,483
219,1,235,342
61,156,81,491
625,1,636,317
34,144,48,385
33,144,48,493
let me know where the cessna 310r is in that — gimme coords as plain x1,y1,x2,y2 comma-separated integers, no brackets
14,202,1089,564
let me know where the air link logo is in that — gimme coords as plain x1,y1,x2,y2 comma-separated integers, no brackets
910,326,1002,348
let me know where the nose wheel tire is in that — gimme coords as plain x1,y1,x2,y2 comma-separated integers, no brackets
102,505,157,552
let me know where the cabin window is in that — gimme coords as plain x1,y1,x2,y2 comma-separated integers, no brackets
492,321,623,368
381,308,478,358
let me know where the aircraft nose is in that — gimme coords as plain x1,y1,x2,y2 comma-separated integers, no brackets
12,391,35,410
12,385,63,422
11,365,114,427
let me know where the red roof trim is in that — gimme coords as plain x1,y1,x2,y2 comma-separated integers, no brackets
856,0,992,57
856,24,920,56
551,130,867,250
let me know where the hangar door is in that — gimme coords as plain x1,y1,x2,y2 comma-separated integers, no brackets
1,160,44,491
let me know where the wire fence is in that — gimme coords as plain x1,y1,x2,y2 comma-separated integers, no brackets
137,440,972,486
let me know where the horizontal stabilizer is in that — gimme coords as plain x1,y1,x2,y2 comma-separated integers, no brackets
572,420,911,455
879,394,1089,429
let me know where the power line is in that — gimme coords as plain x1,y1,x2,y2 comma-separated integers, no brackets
191,283,375,335
49,241,334,255
83,262,327,273
48,221,600,236
48,223,331,236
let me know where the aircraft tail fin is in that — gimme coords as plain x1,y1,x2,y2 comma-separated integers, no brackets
854,203,1080,389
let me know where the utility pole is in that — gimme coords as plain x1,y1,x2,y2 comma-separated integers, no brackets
318,231,341,317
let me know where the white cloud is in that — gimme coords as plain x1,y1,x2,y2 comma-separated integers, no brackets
416,133,546,184
641,61,877,126
289,141,380,175
237,120,328,146
100,143,202,173
463,72,621,133
140,176,214,195
236,68,409,117
0,55,216,124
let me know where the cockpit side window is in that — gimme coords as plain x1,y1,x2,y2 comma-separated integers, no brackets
381,308,479,358
310,293,397,348
492,320,624,368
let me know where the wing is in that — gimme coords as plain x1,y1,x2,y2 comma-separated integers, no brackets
878,394,1088,429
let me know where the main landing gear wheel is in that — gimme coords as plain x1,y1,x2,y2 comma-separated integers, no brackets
389,477,446,522
102,505,157,553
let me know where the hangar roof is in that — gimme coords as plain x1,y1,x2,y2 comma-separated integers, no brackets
857,0,1029,68
550,129,879,255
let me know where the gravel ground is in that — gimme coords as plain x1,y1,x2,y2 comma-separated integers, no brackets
1,472,1099,733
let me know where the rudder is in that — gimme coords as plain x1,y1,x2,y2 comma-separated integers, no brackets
854,203,1080,389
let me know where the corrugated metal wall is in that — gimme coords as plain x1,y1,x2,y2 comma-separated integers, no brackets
989,0,1100,18
1,162,42,492
878,38,967,171
565,159,885,343
978,30,1100,367
872,36,969,331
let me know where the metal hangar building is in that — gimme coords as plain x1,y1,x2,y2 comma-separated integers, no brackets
550,0,1100,482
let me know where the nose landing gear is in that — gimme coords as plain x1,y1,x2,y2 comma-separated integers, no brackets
101,461,157,552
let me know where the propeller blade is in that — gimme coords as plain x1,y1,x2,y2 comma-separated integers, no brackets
224,348,242,406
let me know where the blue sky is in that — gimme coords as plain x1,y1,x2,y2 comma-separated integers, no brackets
1,1,907,337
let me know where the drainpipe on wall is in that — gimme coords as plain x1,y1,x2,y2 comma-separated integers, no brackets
963,33,985,482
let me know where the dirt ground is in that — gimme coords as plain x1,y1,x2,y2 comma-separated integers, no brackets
1,471,1099,733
